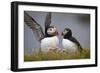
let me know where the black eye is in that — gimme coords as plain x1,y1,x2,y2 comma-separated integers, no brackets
50,28,52,31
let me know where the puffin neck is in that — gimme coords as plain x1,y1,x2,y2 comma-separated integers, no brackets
63,32,72,39
45,34,56,37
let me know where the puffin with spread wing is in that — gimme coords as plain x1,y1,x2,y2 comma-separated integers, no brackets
24,12,59,53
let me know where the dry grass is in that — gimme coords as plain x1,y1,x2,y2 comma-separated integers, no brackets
24,48,90,62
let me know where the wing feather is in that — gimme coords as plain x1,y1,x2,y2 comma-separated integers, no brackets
24,12,44,42
44,12,52,36
70,37,83,52
45,12,51,29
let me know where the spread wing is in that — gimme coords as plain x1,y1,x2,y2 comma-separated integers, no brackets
45,12,51,28
24,12,44,42
45,12,52,35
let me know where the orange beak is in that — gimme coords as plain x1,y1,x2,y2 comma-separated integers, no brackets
61,32,63,36
56,31,59,35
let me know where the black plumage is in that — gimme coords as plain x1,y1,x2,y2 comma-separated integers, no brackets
63,28,83,52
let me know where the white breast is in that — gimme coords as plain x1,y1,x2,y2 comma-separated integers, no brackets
41,36,59,52
62,39,78,53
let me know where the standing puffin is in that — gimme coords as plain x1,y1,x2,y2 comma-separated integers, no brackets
61,28,83,53
24,12,59,53
41,26,59,52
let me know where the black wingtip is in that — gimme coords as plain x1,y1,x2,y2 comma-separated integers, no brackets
45,12,52,27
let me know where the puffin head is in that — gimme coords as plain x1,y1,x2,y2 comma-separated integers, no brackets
62,28,72,38
46,26,58,37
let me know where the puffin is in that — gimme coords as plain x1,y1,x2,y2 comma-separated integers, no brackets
24,12,59,53
41,26,59,52
61,28,83,53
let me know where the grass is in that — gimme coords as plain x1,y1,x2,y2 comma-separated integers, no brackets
24,48,90,62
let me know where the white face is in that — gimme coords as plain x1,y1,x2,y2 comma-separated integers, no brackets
63,30,68,35
47,27,57,35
